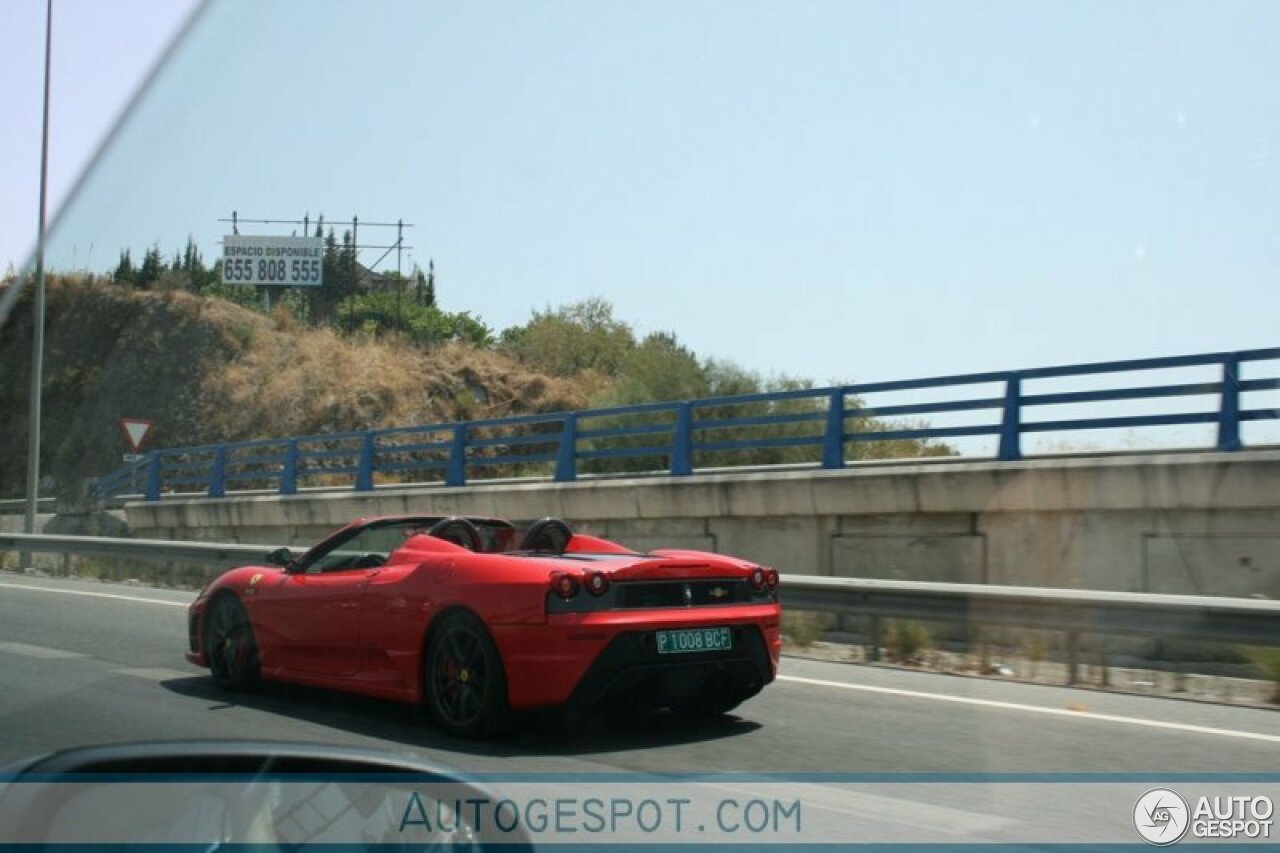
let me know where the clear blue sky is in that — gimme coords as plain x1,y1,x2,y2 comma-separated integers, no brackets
1,0,196,275
4,0,1278,385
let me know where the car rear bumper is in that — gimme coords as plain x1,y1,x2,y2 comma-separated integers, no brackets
492,604,781,711
568,624,774,713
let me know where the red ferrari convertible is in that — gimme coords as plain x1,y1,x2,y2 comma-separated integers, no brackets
185,515,782,737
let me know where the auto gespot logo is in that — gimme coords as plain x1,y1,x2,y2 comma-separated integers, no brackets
1134,788,1274,845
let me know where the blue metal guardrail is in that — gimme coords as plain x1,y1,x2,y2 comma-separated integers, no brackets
90,347,1280,502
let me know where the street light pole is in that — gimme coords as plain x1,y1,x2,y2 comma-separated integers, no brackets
23,0,53,550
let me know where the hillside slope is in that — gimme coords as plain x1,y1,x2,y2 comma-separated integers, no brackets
0,278,584,495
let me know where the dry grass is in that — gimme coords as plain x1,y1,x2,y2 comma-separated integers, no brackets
206,327,586,441
0,279,586,493
782,611,835,647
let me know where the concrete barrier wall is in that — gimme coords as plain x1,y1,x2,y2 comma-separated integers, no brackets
0,514,54,533
122,451,1280,596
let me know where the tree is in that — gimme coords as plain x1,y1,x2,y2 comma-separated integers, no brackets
609,331,708,404
181,236,216,289
338,229,358,314
500,297,635,377
306,227,343,323
136,245,164,289
704,359,763,397
412,260,436,307
181,236,204,276
113,249,135,286
341,290,494,346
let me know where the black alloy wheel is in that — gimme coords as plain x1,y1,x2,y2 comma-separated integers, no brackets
425,612,510,738
205,594,260,691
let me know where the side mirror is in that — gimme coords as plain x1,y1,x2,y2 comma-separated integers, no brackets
264,547,295,569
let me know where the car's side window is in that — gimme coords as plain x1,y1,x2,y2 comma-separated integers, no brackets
302,530,364,573
305,523,418,573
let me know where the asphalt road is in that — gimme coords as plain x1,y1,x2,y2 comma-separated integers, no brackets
1,573,1277,774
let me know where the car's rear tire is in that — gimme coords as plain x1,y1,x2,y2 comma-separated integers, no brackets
204,594,260,692
425,611,511,738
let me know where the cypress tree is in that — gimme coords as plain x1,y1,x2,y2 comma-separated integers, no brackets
137,246,163,289
113,249,135,285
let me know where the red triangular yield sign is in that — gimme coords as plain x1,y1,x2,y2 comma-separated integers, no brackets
119,418,154,452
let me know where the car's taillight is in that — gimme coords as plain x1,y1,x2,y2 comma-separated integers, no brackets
764,568,779,590
551,572,579,599
583,570,609,596
750,567,767,591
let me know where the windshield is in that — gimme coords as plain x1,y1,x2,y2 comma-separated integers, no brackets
1,1,1277,848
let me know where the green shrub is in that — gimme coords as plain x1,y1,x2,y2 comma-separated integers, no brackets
1021,630,1049,677
1242,647,1280,703
72,557,113,580
885,620,932,663
782,611,834,647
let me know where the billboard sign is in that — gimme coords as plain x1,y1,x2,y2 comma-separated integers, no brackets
221,235,324,286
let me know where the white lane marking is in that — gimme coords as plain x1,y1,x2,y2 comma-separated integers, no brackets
778,674,1280,744
0,581,189,607
0,641,87,660
114,666,194,681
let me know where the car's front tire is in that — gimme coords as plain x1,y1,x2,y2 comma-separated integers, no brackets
204,594,260,692
425,611,511,738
